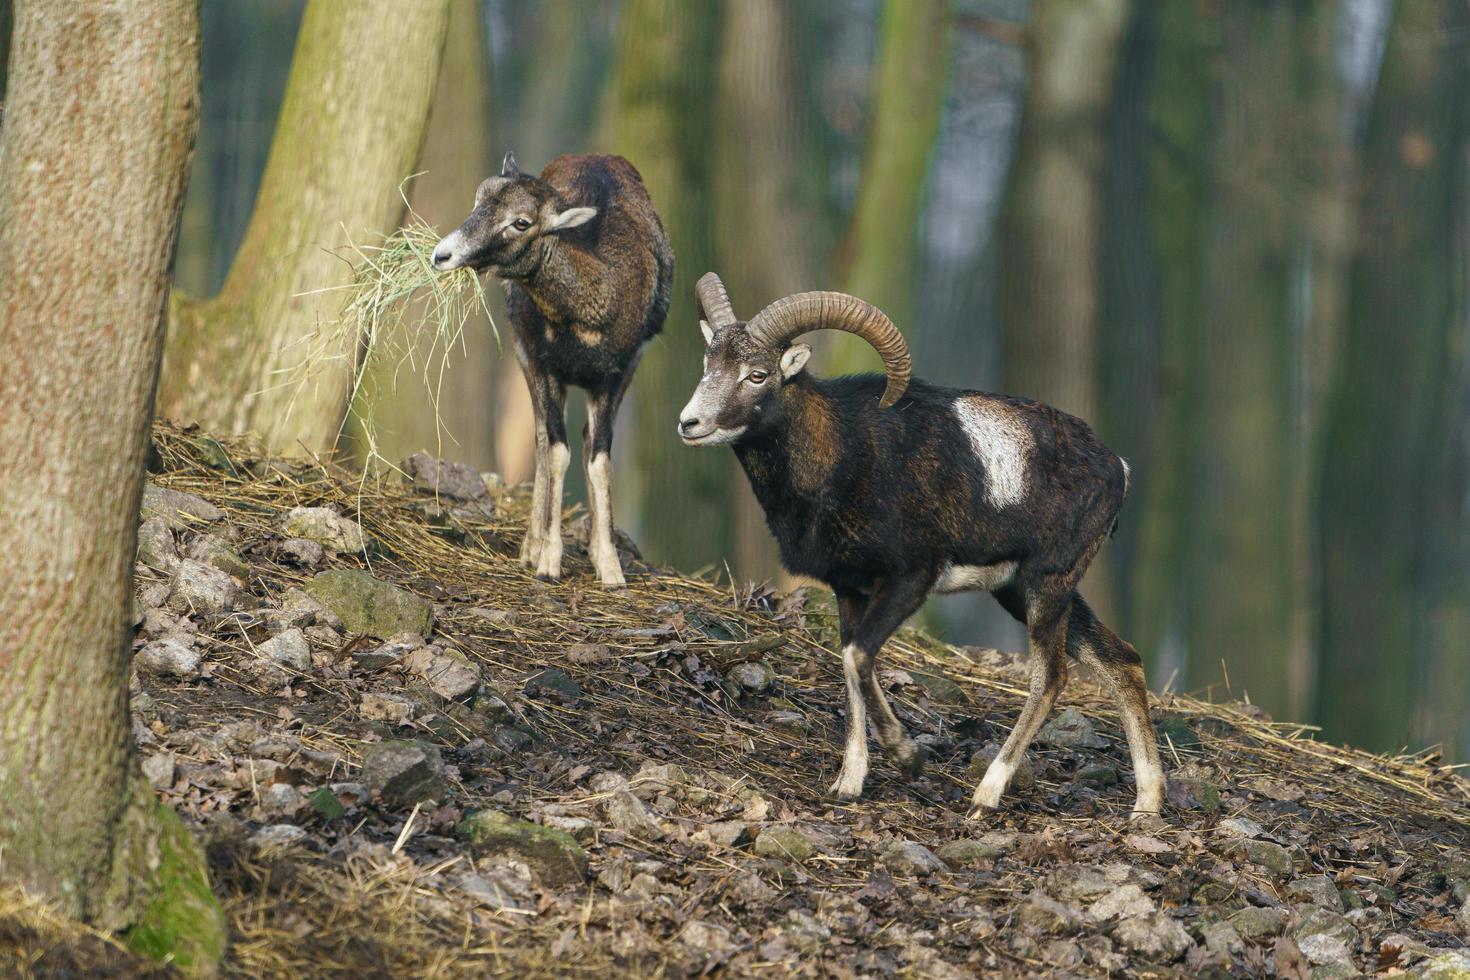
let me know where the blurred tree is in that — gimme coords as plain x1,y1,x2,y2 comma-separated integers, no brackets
832,0,951,372
0,1,224,967
999,0,1129,619
0,0,11,98
1115,2,1215,679
342,0,499,472
158,0,452,455
1318,0,1470,753
601,0,731,570
712,0,827,582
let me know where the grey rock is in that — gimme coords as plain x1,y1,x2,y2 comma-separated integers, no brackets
524,667,581,701
1036,706,1108,749
405,647,480,702
279,537,325,567
1075,764,1120,787
706,820,752,848
1298,933,1353,967
1217,816,1268,839
360,692,418,725
937,833,1015,867
1287,875,1345,912
303,569,432,639
259,783,306,817
401,452,492,502
631,762,688,800
250,824,306,850
135,635,202,677
780,910,831,952
909,669,967,705
282,587,342,630
1228,905,1291,940
186,532,248,579
1200,918,1242,954
280,506,366,552
354,632,423,670
880,839,945,876
677,919,735,964
1086,883,1156,923
141,751,176,789
167,558,239,615
136,517,179,573
541,814,596,842
726,660,775,695
1294,907,1358,950
1044,863,1162,902
602,787,664,839
753,828,814,863
140,581,170,609
359,740,448,805
141,483,223,527
1458,899,1470,934
454,866,533,911
1018,890,1083,935
768,709,807,732
1417,950,1470,979
256,628,311,671
1223,837,1294,876
1111,912,1191,960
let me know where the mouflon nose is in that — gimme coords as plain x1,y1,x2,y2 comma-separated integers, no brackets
678,417,702,437
432,245,453,269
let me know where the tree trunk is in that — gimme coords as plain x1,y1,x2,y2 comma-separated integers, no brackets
712,0,823,583
1318,0,1469,753
999,0,1129,620
601,0,730,571
158,0,451,456
0,1,223,968
830,0,950,374
342,0,498,472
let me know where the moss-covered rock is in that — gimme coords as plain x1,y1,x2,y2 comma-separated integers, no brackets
752,828,814,863
910,670,967,706
457,810,589,887
303,568,432,638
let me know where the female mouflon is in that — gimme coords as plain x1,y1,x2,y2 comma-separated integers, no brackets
434,153,672,587
678,273,1164,817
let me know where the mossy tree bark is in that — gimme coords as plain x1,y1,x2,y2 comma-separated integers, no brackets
158,0,452,456
829,0,951,375
342,0,498,472
602,0,730,570
999,0,1129,619
0,1,223,970
1318,0,1470,753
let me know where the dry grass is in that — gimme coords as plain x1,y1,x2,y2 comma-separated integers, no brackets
5,422,1466,978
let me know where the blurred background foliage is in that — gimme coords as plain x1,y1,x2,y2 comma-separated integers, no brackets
3,0,1464,761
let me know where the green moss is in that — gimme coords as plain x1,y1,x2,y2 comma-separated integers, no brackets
122,800,227,974
457,810,588,887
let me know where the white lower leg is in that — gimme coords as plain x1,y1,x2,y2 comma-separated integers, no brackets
829,645,869,799
587,451,624,587
521,430,548,566
1122,708,1165,816
972,755,1015,811
535,442,569,580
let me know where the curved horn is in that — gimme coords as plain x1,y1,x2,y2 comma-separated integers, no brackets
695,272,738,328
746,291,912,408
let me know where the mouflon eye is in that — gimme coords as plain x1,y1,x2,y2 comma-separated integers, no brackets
512,217,532,232
747,370,769,384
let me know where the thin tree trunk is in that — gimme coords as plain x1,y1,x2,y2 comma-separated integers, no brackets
999,0,1129,620
601,0,729,570
1318,0,1468,752
712,0,822,583
0,2,223,967
343,0,498,472
158,0,451,456
830,0,950,374
1184,3,1300,713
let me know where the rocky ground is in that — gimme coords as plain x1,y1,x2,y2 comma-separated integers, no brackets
4,423,1470,978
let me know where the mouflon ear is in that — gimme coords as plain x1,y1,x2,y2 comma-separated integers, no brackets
548,206,597,231
501,151,521,177
779,343,812,380
700,319,714,346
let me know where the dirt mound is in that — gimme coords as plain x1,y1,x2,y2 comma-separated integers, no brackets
5,423,1469,978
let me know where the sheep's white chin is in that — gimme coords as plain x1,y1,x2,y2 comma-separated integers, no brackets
681,426,745,447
